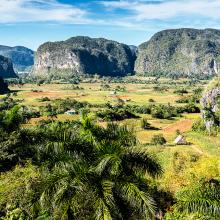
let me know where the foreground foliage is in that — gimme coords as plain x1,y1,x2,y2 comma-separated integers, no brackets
166,179,220,219
0,111,163,219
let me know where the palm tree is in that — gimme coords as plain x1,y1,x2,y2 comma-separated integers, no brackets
27,116,162,220
175,179,220,218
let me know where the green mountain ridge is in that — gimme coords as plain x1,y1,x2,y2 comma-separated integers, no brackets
24,28,220,79
33,36,135,79
135,28,220,77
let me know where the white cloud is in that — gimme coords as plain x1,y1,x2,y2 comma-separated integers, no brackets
0,0,146,29
1,0,220,30
100,0,220,21
0,0,88,24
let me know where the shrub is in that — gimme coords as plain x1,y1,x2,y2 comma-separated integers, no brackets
71,85,84,90
3,106,24,132
38,97,50,102
177,103,200,114
97,108,138,121
39,99,90,115
176,96,192,103
192,119,206,132
135,105,152,114
148,98,155,103
151,134,167,145
100,84,111,90
166,179,220,219
153,86,168,92
151,104,178,119
174,88,188,96
176,129,181,136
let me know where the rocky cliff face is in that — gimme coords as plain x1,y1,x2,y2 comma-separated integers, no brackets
0,55,17,78
135,28,220,76
0,45,34,72
200,77,220,132
0,76,9,94
33,36,135,79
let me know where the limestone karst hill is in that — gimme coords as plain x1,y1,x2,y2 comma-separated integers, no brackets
30,28,220,79
33,36,135,79
0,45,34,72
135,28,220,77
0,55,17,78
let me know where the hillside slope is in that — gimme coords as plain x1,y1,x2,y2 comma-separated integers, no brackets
0,45,34,72
135,28,220,76
0,55,17,78
33,36,135,79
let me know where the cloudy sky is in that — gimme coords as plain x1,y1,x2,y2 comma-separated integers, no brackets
1,0,220,50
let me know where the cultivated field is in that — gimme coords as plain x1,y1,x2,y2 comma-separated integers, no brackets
3,77,219,194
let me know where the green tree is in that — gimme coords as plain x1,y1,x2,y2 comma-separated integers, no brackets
178,179,220,217
26,116,162,219
151,134,166,145
166,179,220,219
2,105,23,132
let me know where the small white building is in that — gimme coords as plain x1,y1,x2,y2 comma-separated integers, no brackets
174,135,188,145
65,109,76,115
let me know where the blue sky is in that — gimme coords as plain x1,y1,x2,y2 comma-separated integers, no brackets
1,0,220,50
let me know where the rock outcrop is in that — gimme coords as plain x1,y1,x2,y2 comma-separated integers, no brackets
0,45,34,72
135,28,220,76
200,77,220,132
0,55,17,78
33,36,135,79
0,76,9,94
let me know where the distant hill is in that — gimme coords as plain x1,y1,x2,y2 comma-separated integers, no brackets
135,28,220,77
0,45,34,72
0,76,9,94
33,36,135,79
0,55,17,78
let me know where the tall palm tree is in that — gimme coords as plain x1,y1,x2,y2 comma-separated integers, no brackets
27,116,162,220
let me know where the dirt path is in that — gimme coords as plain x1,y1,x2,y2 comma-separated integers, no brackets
163,119,204,154
163,119,193,133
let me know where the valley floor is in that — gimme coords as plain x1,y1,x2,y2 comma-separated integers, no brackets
1,76,219,212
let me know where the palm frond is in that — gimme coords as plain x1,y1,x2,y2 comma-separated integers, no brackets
104,123,137,147
117,182,156,219
122,147,163,177
94,197,113,220
176,180,220,217
25,119,162,219
92,155,121,177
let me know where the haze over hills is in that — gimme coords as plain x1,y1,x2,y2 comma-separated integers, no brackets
33,36,135,79
0,45,34,72
135,28,220,77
